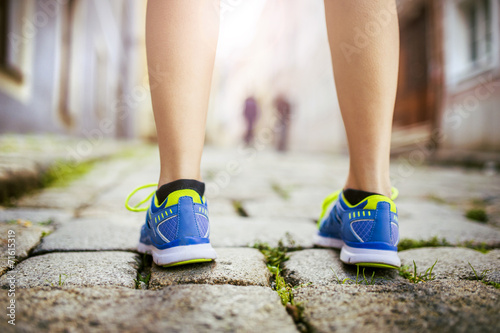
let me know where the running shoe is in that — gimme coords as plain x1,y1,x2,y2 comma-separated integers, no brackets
125,181,217,267
314,188,401,268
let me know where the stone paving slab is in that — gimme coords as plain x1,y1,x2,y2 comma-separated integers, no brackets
294,280,500,333
150,248,270,289
76,155,159,217
0,285,299,333
0,221,52,276
206,179,283,201
210,216,316,248
244,199,320,220
16,156,140,209
0,207,72,225
397,199,500,246
399,247,500,283
0,252,138,289
207,199,239,217
394,164,500,202
0,135,132,205
282,249,401,287
33,217,142,254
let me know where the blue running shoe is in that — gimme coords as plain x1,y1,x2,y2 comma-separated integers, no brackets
314,188,401,268
125,182,217,267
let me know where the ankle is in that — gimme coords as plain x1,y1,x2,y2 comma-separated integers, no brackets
344,178,391,198
159,174,202,188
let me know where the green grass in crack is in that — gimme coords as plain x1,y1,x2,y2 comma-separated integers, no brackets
465,208,488,223
271,182,292,200
134,254,152,289
253,239,289,273
426,194,448,205
45,273,69,287
231,200,249,217
41,159,96,188
253,235,307,327
274,266,294,305
38,219,54,226
461,241,492,254
399,236,493,253
398,236,451,251
331,265,378,285
134,272,151,288
468,262,500,289
398,260,437,283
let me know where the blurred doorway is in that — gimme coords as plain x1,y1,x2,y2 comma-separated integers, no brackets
394,6,435,128
392,3,441,152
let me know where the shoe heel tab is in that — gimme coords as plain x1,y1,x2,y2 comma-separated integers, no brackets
365,195,397,213
158,189,202,207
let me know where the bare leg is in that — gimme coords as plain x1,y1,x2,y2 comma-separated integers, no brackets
146,0,219,186
324,0,399,197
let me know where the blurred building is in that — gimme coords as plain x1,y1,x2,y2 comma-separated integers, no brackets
0,0,152,139
396,0,500,162
1,0,498,162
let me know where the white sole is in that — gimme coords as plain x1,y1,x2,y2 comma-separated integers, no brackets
340,244,401,267
138,242,217,266
313,234,344,249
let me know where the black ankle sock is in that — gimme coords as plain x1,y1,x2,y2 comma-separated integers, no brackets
156,179,205,204
343,189,380,205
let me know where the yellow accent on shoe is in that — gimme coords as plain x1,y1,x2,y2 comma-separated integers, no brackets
341,188,398,213
163,258,213,267
317,187,399,226
154,189,202,207
126,185,203,212
356,262,398,269
318,190,341,227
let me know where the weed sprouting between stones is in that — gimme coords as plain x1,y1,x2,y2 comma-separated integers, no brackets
253,235,307,330
398,236,493,254
461,241,493,254
41,159,97,188
398,237,451,251
398,260,437,283
468,262,500,289
271,182,292,200
45,273,69,287
253,240,289,273
231,200,249,217
465,208,488,223
330,265,378,285
134,254,152,289
134,273,151,288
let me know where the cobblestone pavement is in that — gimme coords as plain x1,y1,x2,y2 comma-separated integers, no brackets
1,145,499,332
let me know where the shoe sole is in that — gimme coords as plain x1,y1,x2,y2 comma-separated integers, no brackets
340,244,401,268
313,234,344,249
138,242,217,267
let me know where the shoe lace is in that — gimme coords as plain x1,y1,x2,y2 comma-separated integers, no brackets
125,183,158,212
390,187,399,200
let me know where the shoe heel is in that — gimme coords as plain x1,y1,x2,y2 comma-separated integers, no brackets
340,244,401,268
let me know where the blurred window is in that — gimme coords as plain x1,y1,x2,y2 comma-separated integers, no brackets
0,0,24,83
0,1,7,67
461,0,492,66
